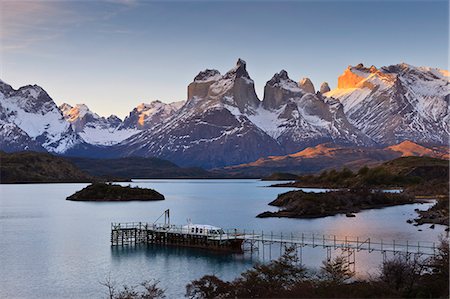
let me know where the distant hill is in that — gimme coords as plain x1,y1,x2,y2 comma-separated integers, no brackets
0,151,94,183
386,140,449,159
0,151,215,183
68,156,212,179
218,141,449,178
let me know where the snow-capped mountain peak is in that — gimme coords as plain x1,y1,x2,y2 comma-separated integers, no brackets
59,102,139,146
0,82,82,153
61,103,95,124
120,100,185,130
325,62,449,145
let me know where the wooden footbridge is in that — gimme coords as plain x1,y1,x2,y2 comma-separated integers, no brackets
111,212,439,271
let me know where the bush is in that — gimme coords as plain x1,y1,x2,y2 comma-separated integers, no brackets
100,277,165,299
378,254,425,294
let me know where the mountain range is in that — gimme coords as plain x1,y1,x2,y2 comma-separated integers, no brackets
0,59,448,169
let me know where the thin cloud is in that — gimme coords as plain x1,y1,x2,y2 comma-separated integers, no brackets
0,0,136,52
0,1,71,51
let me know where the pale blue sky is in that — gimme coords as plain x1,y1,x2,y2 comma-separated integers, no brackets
1,0,448,118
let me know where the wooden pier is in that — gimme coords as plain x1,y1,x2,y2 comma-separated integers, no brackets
111,222,244,252
111,222,438,259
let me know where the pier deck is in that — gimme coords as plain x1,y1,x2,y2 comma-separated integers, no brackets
111,222,437,256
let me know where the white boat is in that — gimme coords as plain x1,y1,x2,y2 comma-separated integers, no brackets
181,223,226,237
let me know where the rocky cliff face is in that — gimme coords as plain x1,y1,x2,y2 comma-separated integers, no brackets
262,70,303,110
299,77,316,94
202,59,261,114
187,69,221,100
319,82,330,94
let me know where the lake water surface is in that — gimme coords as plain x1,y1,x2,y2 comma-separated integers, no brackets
0,179,446,298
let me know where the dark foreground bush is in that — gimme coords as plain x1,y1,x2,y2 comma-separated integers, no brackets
185,239,449,298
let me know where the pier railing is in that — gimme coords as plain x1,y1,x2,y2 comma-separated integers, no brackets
110,222,437,256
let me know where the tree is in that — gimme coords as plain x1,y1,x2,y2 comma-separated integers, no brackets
320,255,354,284
357,166,369,176
185,275,231,299
379,254,425,294
233,246,307,298
185,246,306,298
100,274,117,299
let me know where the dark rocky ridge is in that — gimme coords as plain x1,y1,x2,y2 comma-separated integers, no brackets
0,151,94,183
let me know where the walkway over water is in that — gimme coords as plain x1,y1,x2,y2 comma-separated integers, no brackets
111,222,438,256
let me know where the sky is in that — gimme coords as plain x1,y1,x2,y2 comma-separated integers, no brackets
1,0,448,119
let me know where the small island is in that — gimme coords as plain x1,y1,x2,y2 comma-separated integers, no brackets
66,183,165,201
257,189,415,218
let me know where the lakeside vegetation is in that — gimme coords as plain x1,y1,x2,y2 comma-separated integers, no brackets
102,239,449,298
271,157,448,195
66,183,165,201
263,157,449,222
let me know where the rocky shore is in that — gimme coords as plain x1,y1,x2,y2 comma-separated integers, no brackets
257,189,415,219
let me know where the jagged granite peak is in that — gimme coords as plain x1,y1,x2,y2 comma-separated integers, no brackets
188,58,260,114
319,82,331,94
212,58,260,113
263,70,303,110
266,69,290,85
299,77,316,94
193,69,221,82
232,58,250,79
